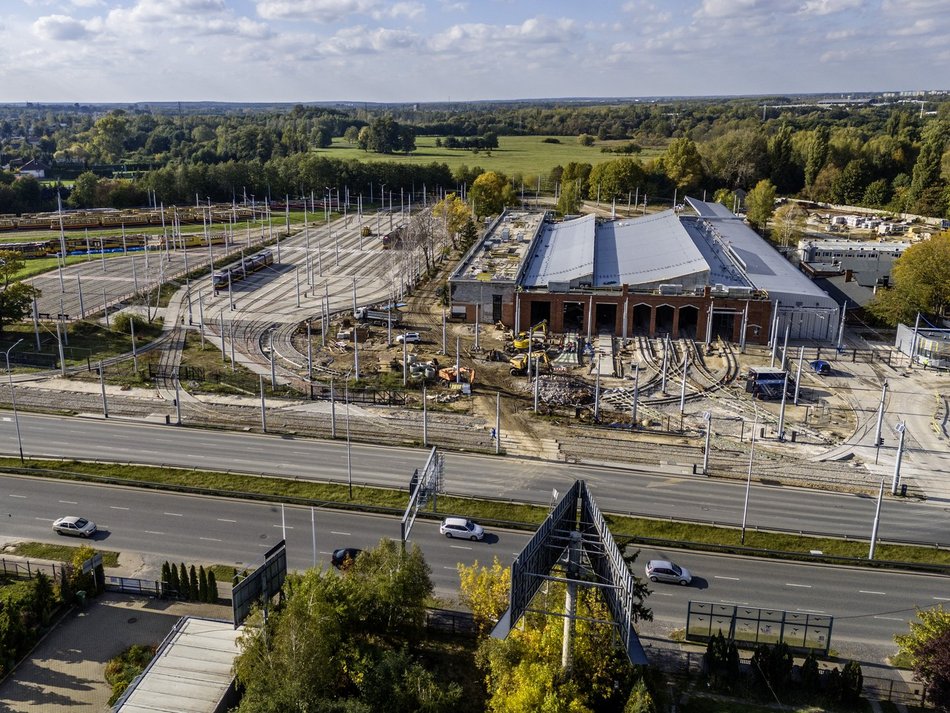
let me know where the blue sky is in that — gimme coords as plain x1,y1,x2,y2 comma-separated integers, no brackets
1,0,948,102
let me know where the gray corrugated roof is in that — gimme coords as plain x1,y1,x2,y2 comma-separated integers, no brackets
685,198,837,309
115,617,242,713
596,211,709,287
521,213,595,287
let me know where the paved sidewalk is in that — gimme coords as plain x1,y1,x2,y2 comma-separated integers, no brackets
0,593,230,713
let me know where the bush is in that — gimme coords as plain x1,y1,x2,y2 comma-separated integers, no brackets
541,137,561,144
704,632,740,692
105,643,157,705
800,652,820,693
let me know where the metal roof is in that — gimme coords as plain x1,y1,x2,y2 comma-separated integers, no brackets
685,197,837,309
113,617,242,713
596,211,710,288
521,213,595,287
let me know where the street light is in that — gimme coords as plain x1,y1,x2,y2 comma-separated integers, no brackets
4,338,25,463
740,415,758,544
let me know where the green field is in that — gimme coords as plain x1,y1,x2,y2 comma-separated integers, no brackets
321,135,665,181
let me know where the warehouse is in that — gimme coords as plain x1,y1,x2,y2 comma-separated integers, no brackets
448,198,840,345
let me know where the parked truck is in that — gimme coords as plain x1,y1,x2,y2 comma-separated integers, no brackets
354,306,401,326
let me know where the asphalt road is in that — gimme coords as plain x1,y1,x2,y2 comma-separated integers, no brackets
1,474,946,658
2,411,949,546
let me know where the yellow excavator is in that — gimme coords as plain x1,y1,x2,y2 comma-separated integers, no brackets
509,352,549,376
512,319,548,351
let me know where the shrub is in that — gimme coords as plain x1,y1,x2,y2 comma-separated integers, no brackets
105,643,157,705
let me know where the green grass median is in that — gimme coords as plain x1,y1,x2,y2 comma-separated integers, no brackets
3,457,947,570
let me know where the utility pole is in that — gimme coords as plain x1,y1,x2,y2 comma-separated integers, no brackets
631,363,639,429
891,421,906,495
874,380,888,464
702,411,711,475
868,477,886,560
740,417,757,544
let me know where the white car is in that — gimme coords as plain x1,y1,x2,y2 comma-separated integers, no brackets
397,332,421,344
440,517,484,541
645,559,691,586
52,516,97,538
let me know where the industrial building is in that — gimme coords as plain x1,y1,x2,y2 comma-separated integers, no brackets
449,198,840,345
799,238,910,288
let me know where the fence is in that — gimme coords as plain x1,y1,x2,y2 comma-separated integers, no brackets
648,645,929,706
686,601,833,656
424,608,476,636
105,576,164,597
0,557,65,581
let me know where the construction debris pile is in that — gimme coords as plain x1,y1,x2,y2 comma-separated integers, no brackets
526,374,594,407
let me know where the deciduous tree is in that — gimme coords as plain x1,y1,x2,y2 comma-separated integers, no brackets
0,250,39,334
744,179,777,232
868,231,950,325
470,171,516,217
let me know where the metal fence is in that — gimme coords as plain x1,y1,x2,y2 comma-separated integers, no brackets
648,645,929,706
0,557,65,581
104,576,164,597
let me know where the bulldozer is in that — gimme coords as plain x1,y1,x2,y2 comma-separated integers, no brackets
509,352,549,376
512,319,548,351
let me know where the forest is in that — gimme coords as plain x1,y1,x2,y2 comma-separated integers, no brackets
1,96,948,220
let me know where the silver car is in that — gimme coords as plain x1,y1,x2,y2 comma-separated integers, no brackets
439,517,484,541
645,559,691,586
52,516,97,538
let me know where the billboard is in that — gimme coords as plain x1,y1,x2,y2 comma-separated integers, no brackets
232,540,288,628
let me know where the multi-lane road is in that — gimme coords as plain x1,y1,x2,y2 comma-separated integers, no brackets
1,473,947,658
2,411,949,546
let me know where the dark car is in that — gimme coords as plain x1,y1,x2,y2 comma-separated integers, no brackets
331,548,362,569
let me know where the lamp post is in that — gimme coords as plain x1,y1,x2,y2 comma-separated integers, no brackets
740,416,758,544
702,411,711,475
891,421,906,495
4,339,25,463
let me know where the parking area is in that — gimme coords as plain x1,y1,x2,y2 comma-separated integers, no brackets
0,593,231,712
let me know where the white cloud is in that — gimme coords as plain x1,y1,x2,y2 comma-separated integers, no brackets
890,18,936,35
381,2,424,20
319,25,419,55
256,0,381,21
32,14,92,41
799,0,861,15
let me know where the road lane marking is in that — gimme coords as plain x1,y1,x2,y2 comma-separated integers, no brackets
934,596,950,602
200,537,222,542
164,512,183,517
797,608,825,614
34,517,49,521
720,600,749,606
330,531,351,536
273,525,294,530
450,545,473,550
785,583,812,588
874,615,904,622
217,518,237,523
110,506,129,510
144,531,165,536
58,500,78,505
714,576,740,581
8,494,25,498
859,590,886,595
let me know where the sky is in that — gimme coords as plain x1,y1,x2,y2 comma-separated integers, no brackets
1,0,948,103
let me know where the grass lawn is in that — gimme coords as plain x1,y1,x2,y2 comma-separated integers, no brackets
7,541,120,567
322,135,665,181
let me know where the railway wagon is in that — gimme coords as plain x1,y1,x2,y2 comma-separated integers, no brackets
212,248,274,289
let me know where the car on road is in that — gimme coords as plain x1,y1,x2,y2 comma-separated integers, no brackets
52,516,97,538
645,559,691,586
440,517,484,541
396,332,421,344
331,548,362,569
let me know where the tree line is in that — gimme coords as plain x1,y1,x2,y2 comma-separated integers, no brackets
1,98,948,219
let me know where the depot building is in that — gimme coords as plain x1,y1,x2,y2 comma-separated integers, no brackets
448,198,840,345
